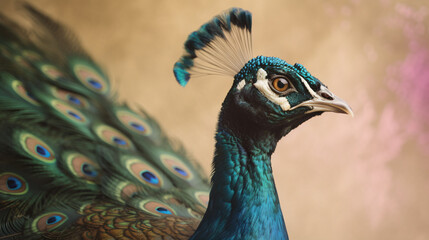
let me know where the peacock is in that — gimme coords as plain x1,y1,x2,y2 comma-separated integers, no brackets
0,4,353,240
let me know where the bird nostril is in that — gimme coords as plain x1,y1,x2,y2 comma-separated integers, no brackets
321,92,334,100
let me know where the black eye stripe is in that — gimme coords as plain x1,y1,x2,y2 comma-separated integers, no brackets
307,81,321,91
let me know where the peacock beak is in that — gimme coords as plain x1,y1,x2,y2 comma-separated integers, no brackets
291,86,354,117
308,94,353,117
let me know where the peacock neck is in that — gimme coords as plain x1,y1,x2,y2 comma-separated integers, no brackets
191,98,289,240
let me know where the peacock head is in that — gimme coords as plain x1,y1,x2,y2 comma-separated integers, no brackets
174,8,352,130
225,55,353,128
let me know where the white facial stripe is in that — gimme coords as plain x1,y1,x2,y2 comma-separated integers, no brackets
297,75,321,100
253,68,291,111
236,79,246,90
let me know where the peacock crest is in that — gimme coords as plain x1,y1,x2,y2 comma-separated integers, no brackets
174,8,253,86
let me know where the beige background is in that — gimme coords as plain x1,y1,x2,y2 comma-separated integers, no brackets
4,0,429,239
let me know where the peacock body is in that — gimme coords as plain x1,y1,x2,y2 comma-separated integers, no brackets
0,5,352,240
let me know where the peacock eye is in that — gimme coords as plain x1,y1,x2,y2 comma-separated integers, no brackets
270,77,290,94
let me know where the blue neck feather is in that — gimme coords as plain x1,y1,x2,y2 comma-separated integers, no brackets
191,96,289,239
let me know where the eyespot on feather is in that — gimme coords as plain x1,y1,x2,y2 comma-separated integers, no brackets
116,110,152,136
119,183,139,202
40,64,65,81
50,100,88,124
188,208,203,218
11,80,39,105
31,212,68,233
125,158,163,188
0,172,28,195
139,200,176,217
194,191,209,207
160,154,193,180
112,182,139,203
19,133,55,163
72,64,109,94
51,87,89,108
94,125,133,150
64,152,99,182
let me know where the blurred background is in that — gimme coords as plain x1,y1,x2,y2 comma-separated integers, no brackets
4,0,429,239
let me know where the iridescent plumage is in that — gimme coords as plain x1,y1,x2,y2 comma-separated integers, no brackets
0,5,351,240
0,4,208,239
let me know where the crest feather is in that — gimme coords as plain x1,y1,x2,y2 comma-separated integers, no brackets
173,8,253,86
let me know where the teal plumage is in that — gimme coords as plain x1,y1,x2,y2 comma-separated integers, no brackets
174,8,352,240
0,5,352,240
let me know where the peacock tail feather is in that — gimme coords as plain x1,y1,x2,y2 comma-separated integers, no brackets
0,4,209,239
